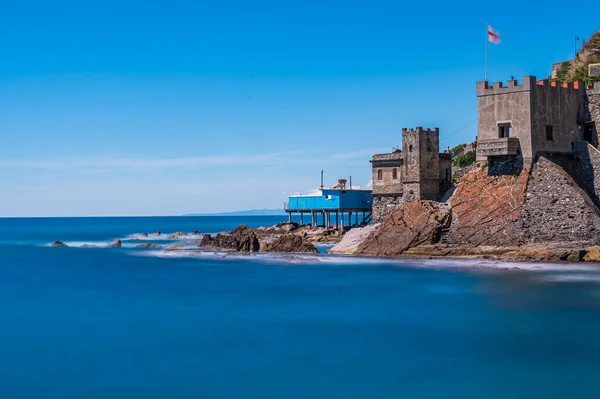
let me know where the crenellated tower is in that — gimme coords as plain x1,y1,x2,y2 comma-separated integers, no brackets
401,127,440,201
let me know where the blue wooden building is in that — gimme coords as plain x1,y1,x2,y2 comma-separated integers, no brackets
285,188,373,229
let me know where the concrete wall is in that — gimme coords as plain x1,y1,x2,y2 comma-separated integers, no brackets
371,151,403,195
476,78,533,159
529,81,583,155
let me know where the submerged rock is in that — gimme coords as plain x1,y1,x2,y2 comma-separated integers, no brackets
168,232,189,239
51,241,68,247
263,234,318,253
135,243,162,249
108,239,122,248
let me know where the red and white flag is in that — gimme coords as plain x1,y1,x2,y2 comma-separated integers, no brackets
488,25,501,44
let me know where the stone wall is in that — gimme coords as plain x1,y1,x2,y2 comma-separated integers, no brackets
476,78,533,159
590,63,600,79
371,151,403,195
516,156,600,246
588,84,600,134
372,195,403,223
529,80,583,155
487,155,525,176
557,142,600,209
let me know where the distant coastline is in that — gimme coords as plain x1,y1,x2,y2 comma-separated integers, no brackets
183,209,286,217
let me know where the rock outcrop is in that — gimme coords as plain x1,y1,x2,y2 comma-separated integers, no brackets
263,234,319,253
448,164,529,247
355,201,451,257
51,241,68,247
199,225,260,252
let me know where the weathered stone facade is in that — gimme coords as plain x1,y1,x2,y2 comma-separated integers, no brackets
476,77,588,166
370,127,452,223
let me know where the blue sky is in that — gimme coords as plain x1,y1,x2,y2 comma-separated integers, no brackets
0,0,597,216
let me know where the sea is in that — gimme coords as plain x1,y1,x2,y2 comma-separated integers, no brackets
1,215,600,398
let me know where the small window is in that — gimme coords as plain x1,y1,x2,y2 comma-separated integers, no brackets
546,125,554,141
392,168,398,180
377,169,383,180
498,123,511,138
409,144,413,152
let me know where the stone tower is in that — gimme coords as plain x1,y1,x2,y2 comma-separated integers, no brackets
401,127,440,201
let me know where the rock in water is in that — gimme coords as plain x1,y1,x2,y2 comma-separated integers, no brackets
51,241,68,247
135,243,161,249
168,232,189,239
264,234,319,253
108,239,122,248
152,231,161,236
199,225,260,252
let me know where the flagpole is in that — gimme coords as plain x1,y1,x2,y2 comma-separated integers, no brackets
485,21,489,82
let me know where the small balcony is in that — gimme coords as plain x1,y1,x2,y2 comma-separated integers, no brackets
477,137,520,157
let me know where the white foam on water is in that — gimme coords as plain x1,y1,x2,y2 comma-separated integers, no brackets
534,273,600,283
124,232,205,241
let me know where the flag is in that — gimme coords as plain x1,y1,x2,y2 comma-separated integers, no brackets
488,25,501,44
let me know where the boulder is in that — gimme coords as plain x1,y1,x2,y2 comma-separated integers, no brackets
51,241,68,247
140,233,148,237
328,224,380,255
152,231,161,236
191,230,201,235
135,243,162,249
108,239,122,248
277,222,299,232
199,225,260,252
355,201,451,257
264,234,319,253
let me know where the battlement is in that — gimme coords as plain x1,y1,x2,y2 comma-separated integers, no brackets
476,76,584,97
401,127,440,135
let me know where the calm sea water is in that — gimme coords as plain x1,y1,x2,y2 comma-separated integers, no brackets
1,216,600,398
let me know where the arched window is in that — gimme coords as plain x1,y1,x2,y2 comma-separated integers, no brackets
392,168,398,180
377,169,383,180
409,144,413,152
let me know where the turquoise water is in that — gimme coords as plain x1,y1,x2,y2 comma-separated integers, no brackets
1,216,600,398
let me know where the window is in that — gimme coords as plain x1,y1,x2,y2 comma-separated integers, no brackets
377,169,383,180
392,168,398,180
498,123,511,138
409,144,413,152
546,125,554,141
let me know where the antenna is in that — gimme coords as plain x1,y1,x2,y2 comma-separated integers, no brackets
349,175,352,189
320,170,324,190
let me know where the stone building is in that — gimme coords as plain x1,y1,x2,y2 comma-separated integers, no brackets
476,75,600,174
370,127,452,222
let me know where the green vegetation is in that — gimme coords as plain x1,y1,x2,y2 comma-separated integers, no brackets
450,143,467,155
555,62,571,82
552,30,600,86
453,151,476,167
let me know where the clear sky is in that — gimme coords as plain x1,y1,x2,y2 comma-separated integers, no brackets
0,0,597,216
